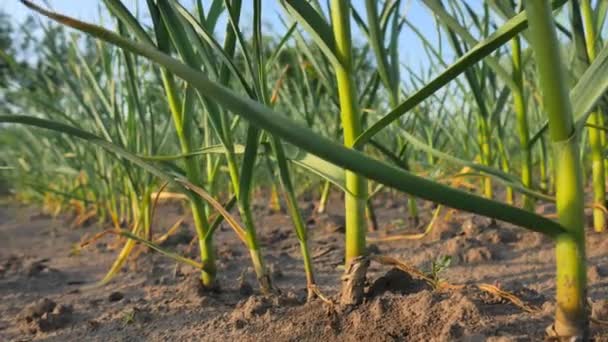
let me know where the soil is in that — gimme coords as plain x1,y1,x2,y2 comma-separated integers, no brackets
1,192,607,341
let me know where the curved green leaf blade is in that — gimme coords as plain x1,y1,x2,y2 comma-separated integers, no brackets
353,0,568,148
19,0,567,238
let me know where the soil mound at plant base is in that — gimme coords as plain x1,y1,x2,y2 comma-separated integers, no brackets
340,291,484,341
203,290,484,341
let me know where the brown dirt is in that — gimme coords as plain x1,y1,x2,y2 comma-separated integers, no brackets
1,192,607,341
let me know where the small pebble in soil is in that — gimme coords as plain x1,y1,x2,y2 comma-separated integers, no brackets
108,291,124,302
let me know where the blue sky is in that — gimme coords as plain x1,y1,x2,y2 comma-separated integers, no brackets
1,0,446,70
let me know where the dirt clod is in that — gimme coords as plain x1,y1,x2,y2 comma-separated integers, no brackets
444,236,480,258
366,244,381,255
233,296,272,320
108,291,124,302
233,318,246,329
1,255,23,276
25,258,50,276
483,229,519,244
462,216,493,236
21,298,56,320
464,246,494,263
367,267,428,297
18,298,72,333
121,306,152,325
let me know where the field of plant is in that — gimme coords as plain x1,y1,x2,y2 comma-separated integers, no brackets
1,0,608,340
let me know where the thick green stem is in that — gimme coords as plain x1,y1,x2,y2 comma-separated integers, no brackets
600,113,608,182
223,138,271,293
236,127,272,293
588,111,605,232
242,203,271,293
580,0,605,232
331,0,367,262
553,140,587,336
525,0,588,337
271,135,316,296
162,75,215,288
191,197,215,286
511,35,534,210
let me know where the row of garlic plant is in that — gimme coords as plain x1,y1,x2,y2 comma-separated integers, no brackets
1,0,607,339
